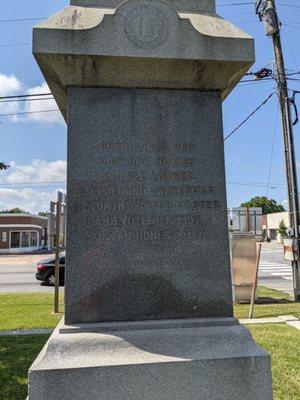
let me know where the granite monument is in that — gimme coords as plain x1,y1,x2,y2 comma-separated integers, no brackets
28,0,273,398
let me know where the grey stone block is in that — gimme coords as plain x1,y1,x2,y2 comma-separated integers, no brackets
65,87,233,324
28,318,273,400
70,0,216,13
33,0,254,119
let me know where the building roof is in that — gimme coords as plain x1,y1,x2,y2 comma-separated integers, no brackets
0,214,47,220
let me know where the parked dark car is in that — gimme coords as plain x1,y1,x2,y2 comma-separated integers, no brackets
35,251,65,286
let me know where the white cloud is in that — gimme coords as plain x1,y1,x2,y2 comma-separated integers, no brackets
0,73,64,125
0,159,66,214
0,188,60,214
24,82,64,124
2,159,67,184
0,73,23,96
0,74,23,117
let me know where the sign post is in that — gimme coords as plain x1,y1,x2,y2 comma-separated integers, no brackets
249,243,263,319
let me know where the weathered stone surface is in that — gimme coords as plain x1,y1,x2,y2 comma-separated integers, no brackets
28,318,273,400
65,87,232,324
70,0,216,13
33,0,254,119
28,1,273,399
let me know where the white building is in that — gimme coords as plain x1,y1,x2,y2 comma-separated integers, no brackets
229,207,263,235
264,211,289,241
0,214,47,254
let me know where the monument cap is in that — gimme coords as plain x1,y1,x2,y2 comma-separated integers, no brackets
33,0,254,120
69,0,216,13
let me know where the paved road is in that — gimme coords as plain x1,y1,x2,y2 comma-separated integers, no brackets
0,244,294,295
258,243,293,296
0,254,55,293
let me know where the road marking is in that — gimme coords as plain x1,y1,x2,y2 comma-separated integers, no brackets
259,259,293,281
261,249,282,253
270,272,293,276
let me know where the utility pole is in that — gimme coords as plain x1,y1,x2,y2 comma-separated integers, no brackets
54,191,65,313
256,0,300,301
246,205,251,232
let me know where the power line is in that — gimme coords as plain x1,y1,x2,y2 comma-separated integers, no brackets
283,30,299,69
0,43,31,48
0,97,54,104
0,109,59,117
224,92,275,142
266,104,280,197
227,181,285,188
0,180,66,186
0,93,52,100
218,1,300,7
0,184,66,189
0,17,45,23
283,24,300,31
278,3,300,8
0,72,297,102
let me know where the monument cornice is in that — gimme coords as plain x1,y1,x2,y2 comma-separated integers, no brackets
33,0,254,121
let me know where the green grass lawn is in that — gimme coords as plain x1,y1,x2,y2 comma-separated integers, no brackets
0,288,299,399
0,334,49,400
0,324,299,400
234,286,300,319
248,324,300,400
0,292,64,331
1,287,299,331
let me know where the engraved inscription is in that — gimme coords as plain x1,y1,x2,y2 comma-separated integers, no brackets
123,4,170,49
92,138,222,243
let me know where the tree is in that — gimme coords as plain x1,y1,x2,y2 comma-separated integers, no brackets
241,196,285,215
0,162,9,171
277,219,287,237
0,208,29,214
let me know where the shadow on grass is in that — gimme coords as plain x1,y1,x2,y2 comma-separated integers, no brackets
0,334,49,400
253,297,293,305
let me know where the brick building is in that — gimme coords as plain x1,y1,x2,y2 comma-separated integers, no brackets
0,214,47,254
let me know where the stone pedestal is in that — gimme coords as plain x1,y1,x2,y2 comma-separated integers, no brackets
29,318,272,400
29,0,273,399
65,87,232,324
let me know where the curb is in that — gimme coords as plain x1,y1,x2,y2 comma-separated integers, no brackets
240,315,300,330
0,328,53,337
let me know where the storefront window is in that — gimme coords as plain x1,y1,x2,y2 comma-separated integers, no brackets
1,232,7,242
30,231,38,247
21,232,30,247
11,232,20,248
10,231,39,249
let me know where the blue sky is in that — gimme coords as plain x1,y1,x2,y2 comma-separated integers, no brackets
0,0,299,213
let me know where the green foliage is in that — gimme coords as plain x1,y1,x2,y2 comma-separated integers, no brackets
277,219,287,236
241,196,285,215
0,162,9,171
0,208,29,214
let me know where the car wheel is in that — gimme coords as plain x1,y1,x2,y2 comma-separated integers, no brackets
47,274,55,286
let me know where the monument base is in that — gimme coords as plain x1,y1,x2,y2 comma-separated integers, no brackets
28,318,273,400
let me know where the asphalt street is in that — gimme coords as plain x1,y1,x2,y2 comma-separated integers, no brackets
0,244,294,295
0,254,54,293
258,242,293,296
